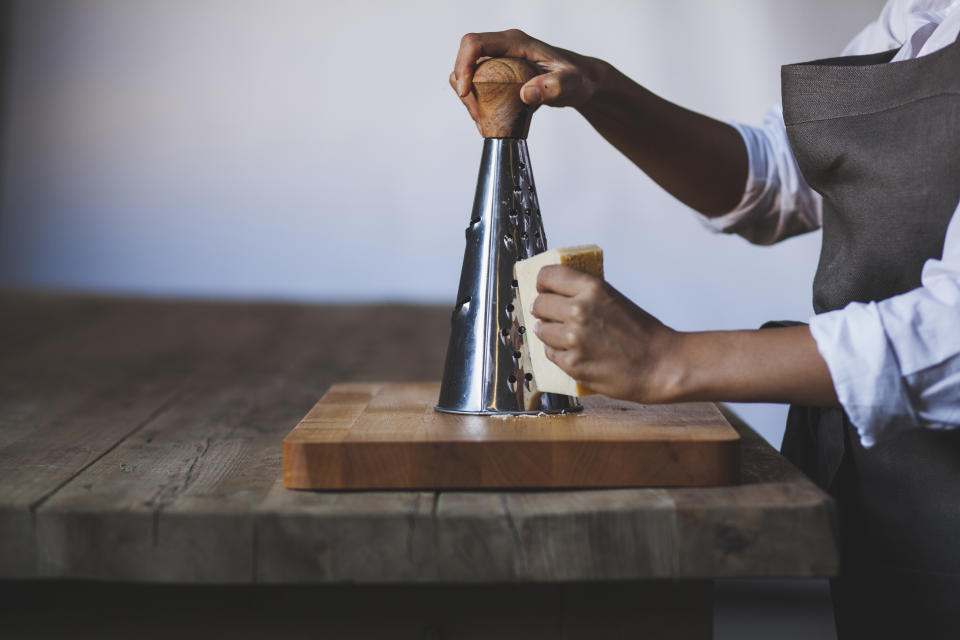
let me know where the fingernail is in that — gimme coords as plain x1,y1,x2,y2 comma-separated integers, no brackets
534,321,542,335
521,85,541,105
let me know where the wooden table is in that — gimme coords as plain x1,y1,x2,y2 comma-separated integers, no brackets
0,293,838,639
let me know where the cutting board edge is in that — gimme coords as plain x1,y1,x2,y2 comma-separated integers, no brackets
282,382,742,490
282,432,741,490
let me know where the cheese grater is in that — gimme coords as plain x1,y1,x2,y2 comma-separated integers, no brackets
436,58,581,415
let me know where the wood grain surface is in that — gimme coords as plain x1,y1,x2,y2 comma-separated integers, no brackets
283,382,740,489
471,57,540,138
0,293,838,583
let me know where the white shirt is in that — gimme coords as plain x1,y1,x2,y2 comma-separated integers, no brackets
705,0,960,447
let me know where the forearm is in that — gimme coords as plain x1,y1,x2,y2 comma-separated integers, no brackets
664,325,840,406
577,59,748,216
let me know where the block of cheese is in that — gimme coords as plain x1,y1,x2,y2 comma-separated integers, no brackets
514,245,604,397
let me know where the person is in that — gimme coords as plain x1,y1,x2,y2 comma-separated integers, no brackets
450,1,960,636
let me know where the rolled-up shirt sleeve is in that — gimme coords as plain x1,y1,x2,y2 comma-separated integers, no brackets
696,106,823,245
809,199,960,447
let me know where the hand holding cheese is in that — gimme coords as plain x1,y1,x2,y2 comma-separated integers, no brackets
517,246,683,403
518,247,838,408
515,246,605,397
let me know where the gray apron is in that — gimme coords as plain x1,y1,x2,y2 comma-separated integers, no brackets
778,30,960,637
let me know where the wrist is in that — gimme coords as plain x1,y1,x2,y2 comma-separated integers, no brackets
577,57,616,111
643,328,696,403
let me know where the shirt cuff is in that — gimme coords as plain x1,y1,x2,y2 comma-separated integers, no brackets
809,303,920,447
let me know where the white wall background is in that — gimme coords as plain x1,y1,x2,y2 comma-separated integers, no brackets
0,0,886,447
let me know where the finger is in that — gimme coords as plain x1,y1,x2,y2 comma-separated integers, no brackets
535,320,577,350
454,32,505,97
529,293,568,321
537,264,598,296
520,69,581,107
462,94,481,128
450,71,481,123
544,344,579,377
454,30,537,97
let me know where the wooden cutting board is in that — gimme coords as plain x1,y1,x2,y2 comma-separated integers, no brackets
282,382,740,489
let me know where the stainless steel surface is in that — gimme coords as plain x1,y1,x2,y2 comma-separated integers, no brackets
436,138,581,415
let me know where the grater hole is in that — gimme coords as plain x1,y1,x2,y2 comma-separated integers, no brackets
503,235,514,252
506,303,515,313
508,374,517,384
512,279,518,288
501,327,511,337
525,372,533,382
470,216,481,225
518,325,526,334
513,351,522,359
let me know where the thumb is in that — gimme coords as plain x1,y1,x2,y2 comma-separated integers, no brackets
520,70,584,107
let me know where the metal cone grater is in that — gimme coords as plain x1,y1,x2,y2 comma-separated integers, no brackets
436,58,582,415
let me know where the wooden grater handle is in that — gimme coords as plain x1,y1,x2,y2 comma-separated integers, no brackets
472,58,540,139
